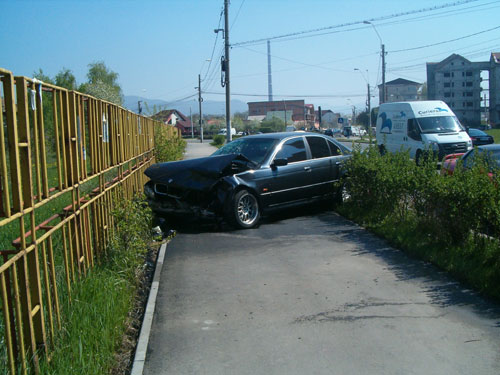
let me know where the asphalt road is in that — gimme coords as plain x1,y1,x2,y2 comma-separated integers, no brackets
144,206,500,375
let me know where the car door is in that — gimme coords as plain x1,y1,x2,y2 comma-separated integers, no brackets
265,137,313,207
305,136,334,197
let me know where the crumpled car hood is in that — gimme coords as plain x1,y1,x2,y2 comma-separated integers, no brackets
144,153,252,192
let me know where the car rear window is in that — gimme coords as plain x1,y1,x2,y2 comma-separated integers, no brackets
306,136,331,158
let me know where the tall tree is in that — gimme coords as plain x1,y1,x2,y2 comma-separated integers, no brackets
33,68,54,84
79,61,123,105
55,68,77,90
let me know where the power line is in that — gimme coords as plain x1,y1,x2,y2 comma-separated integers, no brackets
202,7,224,81
239,46,355,73
204,91,366,98
231,0,483,47
389,25,500,53
230,0,246,30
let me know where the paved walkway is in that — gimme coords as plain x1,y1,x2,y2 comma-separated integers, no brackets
183,138,217,159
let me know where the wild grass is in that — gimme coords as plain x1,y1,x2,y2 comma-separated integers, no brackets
37,194,153,375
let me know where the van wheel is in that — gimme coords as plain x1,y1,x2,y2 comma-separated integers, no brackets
378,145,386,155
416,150,422,166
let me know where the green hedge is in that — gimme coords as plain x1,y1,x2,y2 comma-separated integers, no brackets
339,146,500,299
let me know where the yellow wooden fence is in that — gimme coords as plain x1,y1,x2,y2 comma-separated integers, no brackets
0,67,178,374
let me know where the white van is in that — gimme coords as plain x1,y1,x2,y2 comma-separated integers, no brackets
376,100,472,162
218,127,236,136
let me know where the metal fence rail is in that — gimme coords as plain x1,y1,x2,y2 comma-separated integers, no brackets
0,67,178,374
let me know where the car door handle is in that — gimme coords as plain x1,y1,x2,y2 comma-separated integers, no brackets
304,166,311,172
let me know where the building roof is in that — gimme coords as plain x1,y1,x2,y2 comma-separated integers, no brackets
152,109,192,129
379,78,422,87
430,53,472,70
491,52,500,64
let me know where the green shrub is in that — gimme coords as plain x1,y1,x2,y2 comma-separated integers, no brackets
154,126,186,163
339,146,500,299
211,134,226,147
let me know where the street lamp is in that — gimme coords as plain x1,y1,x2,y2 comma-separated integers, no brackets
363,21,386,104
354,68,371,128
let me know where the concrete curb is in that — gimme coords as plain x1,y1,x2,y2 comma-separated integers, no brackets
131,242,167,375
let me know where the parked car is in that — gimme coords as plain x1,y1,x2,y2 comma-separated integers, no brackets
441,144,500,176
477,124,492,131
144,132,351,228
324,128,340,137
466,128,494,146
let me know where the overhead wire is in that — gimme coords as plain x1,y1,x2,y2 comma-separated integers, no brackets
231,0,485,47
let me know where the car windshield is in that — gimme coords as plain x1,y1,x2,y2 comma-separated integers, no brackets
468,128,486,137
212,137,279,165
416,116,464,134
464,148,500,170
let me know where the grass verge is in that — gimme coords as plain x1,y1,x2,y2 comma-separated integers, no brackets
38,194,155,374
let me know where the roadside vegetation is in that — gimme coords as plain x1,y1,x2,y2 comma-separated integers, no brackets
211,134,226,148
154,125,187,163
38,194,154,374
338,145,500,300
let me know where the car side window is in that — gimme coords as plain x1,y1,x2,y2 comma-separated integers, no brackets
327,140,342,156
275,138,307,163
306,136,331,159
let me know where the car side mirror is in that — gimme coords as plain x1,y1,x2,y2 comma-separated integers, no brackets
271,158,288,169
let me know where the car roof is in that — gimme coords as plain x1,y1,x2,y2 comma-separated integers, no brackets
477,144,500,151
244,132,329,140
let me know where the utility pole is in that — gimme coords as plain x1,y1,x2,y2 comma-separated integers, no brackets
367,83,372,128
267,40,273,101
224,0,231,142
190,107,194,138
197,74,204,143
381,44,386,104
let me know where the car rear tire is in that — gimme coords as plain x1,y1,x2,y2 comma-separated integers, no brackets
334,180,351,206
229,190,260,229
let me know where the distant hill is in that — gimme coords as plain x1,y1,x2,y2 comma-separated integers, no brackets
123,95,248,116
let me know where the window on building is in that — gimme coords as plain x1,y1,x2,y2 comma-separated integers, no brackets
452,82,454,87
467,102,473,107
444,92,451,97
444,72,450,77
444,82,450,88
462,72,465,77
452,72,455,77
466,92,473,97
462,82,465,87
466,82,473,87
466,71,472,77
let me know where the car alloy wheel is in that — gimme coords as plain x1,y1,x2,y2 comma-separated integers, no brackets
233,190,260,228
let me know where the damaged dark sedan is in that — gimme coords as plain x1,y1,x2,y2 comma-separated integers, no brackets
144,132,351,229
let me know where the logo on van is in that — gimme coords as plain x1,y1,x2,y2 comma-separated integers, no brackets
378,112,392,134
417,107,449,115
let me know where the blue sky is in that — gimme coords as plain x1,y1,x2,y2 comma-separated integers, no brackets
1,0,499,114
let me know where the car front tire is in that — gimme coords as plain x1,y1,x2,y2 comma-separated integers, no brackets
229,189,260,229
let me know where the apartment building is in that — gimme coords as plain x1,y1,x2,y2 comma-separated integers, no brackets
426,53,500,126
378,78,422,103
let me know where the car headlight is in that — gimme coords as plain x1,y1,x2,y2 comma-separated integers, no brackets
428,141,439,151
144,183,154,199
